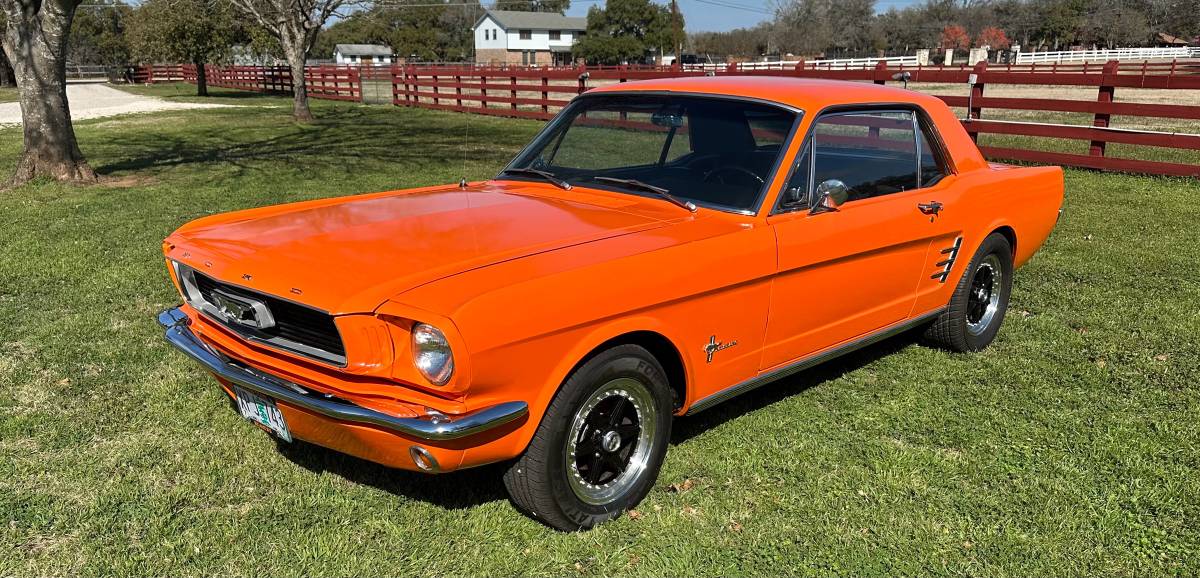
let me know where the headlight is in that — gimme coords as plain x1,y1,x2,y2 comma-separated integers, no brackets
412,323,454,385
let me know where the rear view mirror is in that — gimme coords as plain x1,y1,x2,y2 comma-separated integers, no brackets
810,179,849,215
651,111,684,128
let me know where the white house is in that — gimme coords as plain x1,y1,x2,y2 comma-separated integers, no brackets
472,10,586,66
333,44,393,65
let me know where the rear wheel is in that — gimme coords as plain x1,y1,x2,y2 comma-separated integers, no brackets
925,233,1013,352
503,345,672,531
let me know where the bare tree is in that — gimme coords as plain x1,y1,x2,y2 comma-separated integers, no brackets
1,0,96,187
230,0,353,122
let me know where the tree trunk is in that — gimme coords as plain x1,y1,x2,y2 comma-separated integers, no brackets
194,59,208,97
282,37,313,122
2,1,96,187
0,50,14,87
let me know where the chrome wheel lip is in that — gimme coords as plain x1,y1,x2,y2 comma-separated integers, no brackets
565,377,657,506
966,253,1002,336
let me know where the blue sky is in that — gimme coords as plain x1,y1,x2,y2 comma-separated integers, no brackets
562,0,925,33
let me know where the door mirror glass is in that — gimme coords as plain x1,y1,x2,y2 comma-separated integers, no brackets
810,179,848,214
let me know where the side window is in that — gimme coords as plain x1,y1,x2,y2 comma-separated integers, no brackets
812,111,918,202
777,142,812,210
918,117,949,187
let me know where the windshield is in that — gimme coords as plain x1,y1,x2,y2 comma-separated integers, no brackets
503,94,800,213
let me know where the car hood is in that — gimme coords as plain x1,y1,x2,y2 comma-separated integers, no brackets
165,182,683,314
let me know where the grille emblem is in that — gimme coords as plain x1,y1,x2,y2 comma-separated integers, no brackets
209,289,276,330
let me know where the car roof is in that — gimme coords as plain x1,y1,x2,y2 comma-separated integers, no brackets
587,76,945,113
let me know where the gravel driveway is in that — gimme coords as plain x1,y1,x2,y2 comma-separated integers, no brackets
0,83,234,126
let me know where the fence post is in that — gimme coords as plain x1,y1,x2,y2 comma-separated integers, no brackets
1090,60,1118,158
405,65,413,107
351,66,360,102
967,60,987,142
873,60,888,85
480,73,488,111
390,65,399,106
541,76,549,115
510,74,517,112
433,72,440,106
455,73,463,111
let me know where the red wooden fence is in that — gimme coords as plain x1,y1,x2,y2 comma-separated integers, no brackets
151,60,1200,177
168,64,361,101
132,64,185,84
389,60,1200,178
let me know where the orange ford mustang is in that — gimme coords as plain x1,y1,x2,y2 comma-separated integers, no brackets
158,77,1063,530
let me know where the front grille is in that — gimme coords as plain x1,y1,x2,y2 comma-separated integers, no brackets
190,271,346,365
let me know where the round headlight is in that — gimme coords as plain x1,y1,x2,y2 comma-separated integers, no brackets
411,323,454,385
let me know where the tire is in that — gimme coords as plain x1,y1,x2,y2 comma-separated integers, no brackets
924,232,1014,352
503,344,673,531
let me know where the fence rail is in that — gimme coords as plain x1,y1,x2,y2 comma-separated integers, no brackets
1015,46,1200,64
167,60,1200,177
685,55,921,72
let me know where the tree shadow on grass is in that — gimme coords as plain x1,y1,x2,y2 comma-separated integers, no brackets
91,107,526,182
270,330,926,511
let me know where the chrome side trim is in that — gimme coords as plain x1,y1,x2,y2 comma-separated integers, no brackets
685,308,945,415
157,307,528,441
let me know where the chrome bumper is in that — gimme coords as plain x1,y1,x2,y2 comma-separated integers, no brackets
157,307,528,441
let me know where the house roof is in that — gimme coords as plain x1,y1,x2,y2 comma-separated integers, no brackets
334,44,393,56
473,9,586,32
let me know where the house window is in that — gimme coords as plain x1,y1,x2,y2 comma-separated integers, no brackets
549,30,561,41
519,29,532,40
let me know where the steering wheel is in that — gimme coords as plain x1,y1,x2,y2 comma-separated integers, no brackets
703,165,765,186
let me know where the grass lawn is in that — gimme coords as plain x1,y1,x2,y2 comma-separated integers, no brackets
0,86,17,103
1,87,1198,576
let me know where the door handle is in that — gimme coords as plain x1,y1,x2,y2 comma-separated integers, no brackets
918,201,944,215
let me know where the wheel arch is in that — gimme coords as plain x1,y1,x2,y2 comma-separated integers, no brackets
543,320,691,419
991,224,1017,258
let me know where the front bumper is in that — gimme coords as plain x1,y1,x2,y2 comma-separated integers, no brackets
158,307,528,442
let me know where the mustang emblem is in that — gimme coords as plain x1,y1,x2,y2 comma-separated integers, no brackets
703,335,738,363
208,289,275,330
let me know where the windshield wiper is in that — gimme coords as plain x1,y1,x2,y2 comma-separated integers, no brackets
500,167,571,190
592,177,697,213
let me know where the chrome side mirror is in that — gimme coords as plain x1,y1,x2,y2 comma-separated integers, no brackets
810,179,849,214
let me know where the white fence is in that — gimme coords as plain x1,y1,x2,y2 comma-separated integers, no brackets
685,55,919,72
1015,46,1200,64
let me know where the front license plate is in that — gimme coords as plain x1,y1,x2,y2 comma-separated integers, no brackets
233,386,292,443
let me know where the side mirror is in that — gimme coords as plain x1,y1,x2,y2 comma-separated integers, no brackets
810,179,849,214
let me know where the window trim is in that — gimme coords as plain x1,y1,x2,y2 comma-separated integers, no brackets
770,103,955,216
519,29,532,40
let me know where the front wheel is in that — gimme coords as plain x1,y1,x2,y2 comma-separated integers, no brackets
924,232,1014,352
503,344,672,531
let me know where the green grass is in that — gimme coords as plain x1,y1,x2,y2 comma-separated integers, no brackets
2,87,1199,576
0,86,17,103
